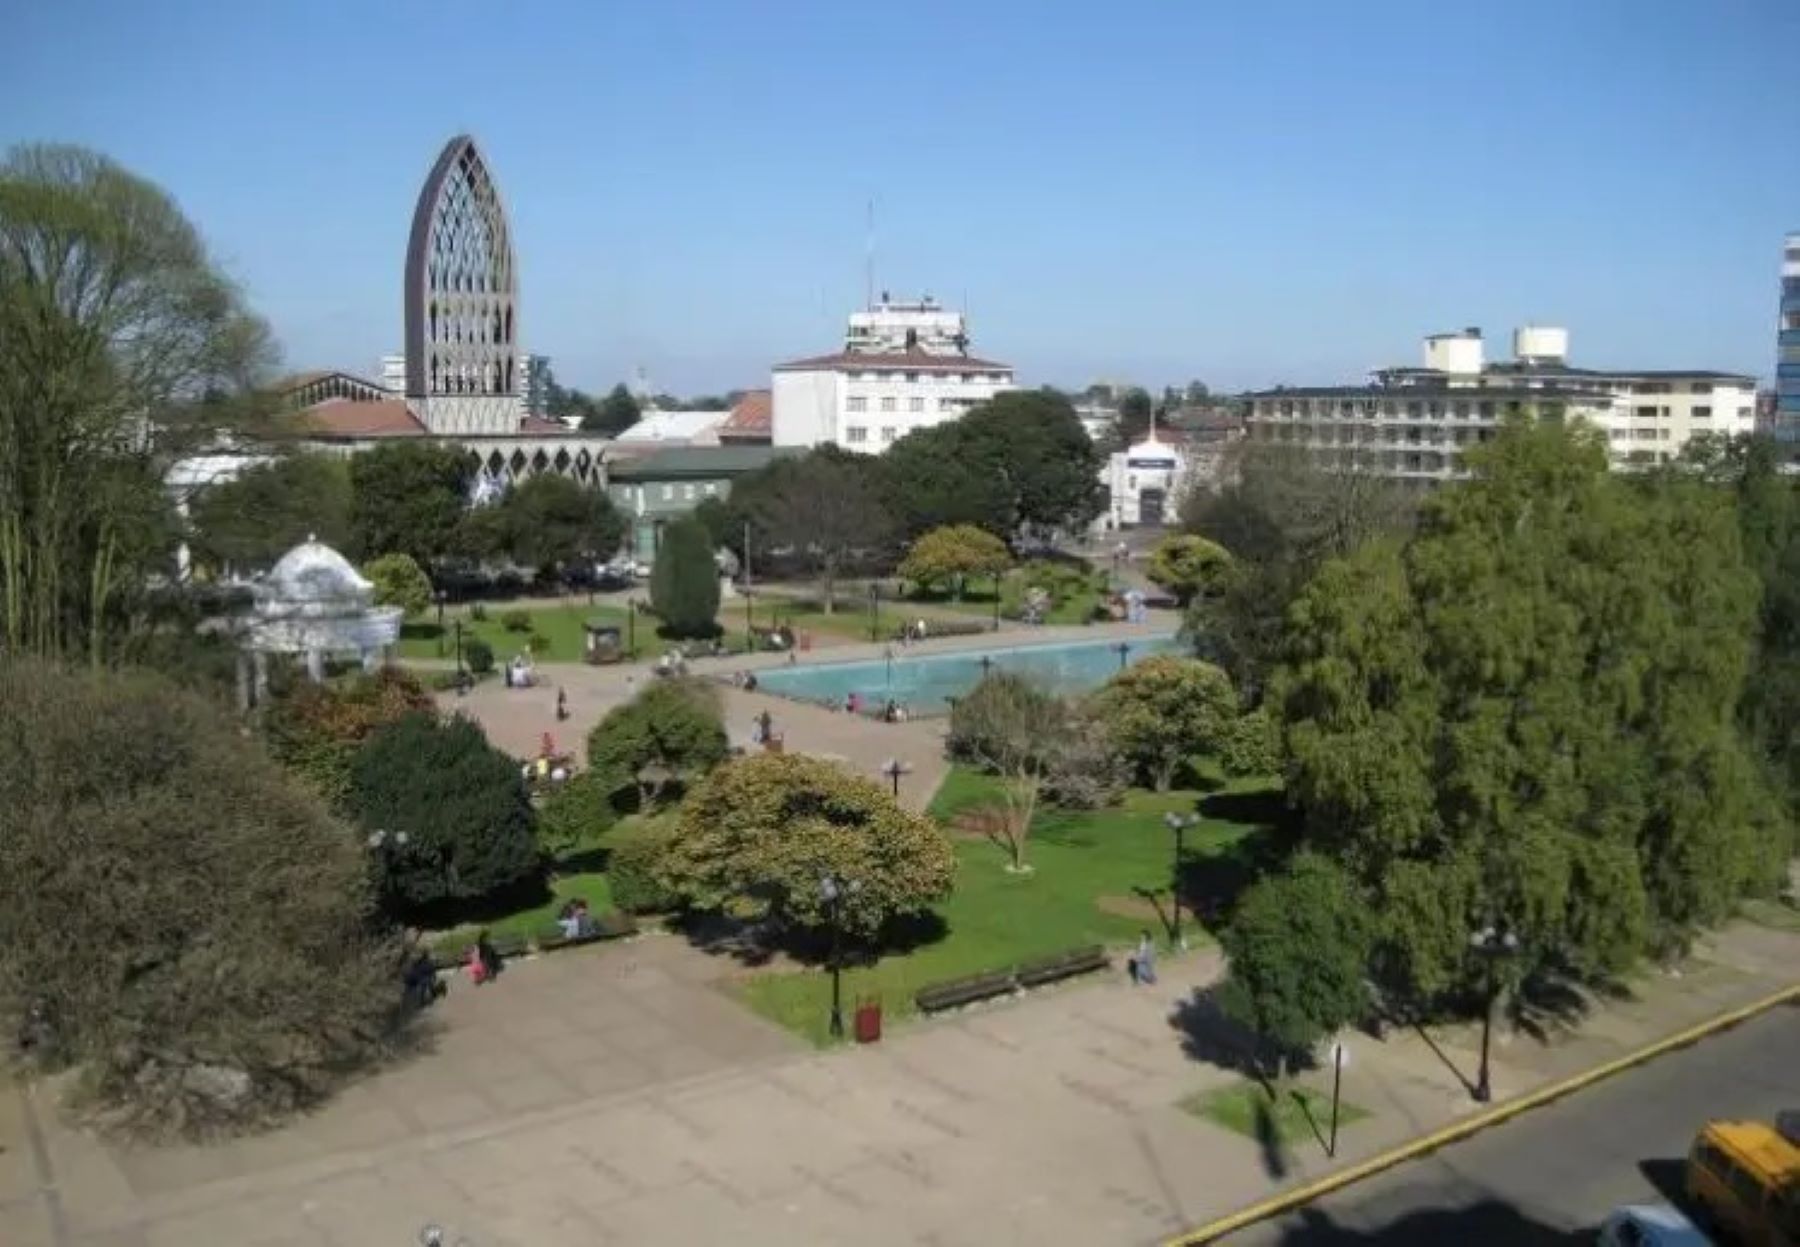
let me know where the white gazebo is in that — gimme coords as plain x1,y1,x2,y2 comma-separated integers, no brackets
238,536,404,705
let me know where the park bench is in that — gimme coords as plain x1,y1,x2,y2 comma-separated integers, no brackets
1013,944,1109,988
914,969,1017,1014
533,911,638,952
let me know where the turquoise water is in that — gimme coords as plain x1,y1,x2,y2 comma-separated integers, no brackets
751,634,1182,717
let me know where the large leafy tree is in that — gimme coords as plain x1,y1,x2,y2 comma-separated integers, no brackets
347,712,542,911
898,524,1012,599
0,143,276,660
732,446,893,613
1219,853,1372,1078
1094,655,1240,790
0,660,405,1134
879,425,1016,539
655,753,957,941
487,474,625,578
1116,387,1154,447
1272,420,1790,1004
1182,442,1416,696
650,515,721,637
348,441,476,567
264,667,437,811
586,678,729,806
188,453,351,574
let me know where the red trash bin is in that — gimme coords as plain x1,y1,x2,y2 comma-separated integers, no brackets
854,998,882,1044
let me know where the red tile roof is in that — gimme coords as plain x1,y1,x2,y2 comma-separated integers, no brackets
294,400,426,439
717,389,772,439
773,348,1011,373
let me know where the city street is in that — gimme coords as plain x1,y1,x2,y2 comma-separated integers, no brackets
1219,1003,1800,1245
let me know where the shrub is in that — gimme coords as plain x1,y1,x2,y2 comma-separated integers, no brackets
608,820,678,913
649,515,722,638
348,713,543,912
263,667,435,809
0,661,405,1135
898,524,1012,598
464,637,495,674
587,679,729,807
1095,655,1239,790
536,769,618,859
501,608,532,633
362,552,434,617
1042,708,1131,809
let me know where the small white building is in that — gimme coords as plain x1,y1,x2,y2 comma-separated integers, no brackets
771,293,1015,452
1098,431,1189,530
611,408,726,447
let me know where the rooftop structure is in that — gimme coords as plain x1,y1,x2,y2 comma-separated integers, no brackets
612,408,726,446
846,293,968,356
1779,232,1800,447
715,390,772,444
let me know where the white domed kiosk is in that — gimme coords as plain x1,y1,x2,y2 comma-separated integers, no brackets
240,536,404,692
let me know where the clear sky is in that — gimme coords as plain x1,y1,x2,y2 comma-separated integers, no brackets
5,0,1797,395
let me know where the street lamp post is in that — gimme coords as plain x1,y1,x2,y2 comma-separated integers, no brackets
1468,923,1520,1103
1114,641,1130,671
368,829,411,909
992,572,1002,632
434,590,447,656
979,655,995,678
627,598,637,658
453,620,465,677
868,581,881,643
819,874,861,1039
880,757,912,799
1163,812,1197,949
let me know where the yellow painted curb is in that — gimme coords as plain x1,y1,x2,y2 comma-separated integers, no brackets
1165,982,1800,1245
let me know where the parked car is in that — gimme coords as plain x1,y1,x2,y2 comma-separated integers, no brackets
1687,1117,1800,1246
1597,1204,1709,1247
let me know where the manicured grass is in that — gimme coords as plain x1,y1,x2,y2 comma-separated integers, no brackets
426,871,616,953
1741,896,1800,933
396,602,636,663
1182,1081,1368,1149
738,767,1281,1046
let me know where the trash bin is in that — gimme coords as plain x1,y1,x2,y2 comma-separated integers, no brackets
854,998,882,1044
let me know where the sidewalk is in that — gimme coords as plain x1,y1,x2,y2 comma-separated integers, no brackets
6,915,1795,1246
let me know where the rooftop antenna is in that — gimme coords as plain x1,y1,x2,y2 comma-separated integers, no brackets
864,197,876,311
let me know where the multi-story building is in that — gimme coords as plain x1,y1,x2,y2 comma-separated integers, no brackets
1243,326,1758,482
771,294,1015,452
380,350,551,421
1779,232,1800,448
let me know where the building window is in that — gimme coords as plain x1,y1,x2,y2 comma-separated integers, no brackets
904,372,919,383
1693,406,1712,418
703,483,718,495
682,484,695,500
960,373,974,383
845,426,868,444
880,396,896,413
908,396,924,412
881,426,897,442
661,485,674,501
846,396,868,413
1691,382,1713,394
1635,405,1657,418
939,397,956,411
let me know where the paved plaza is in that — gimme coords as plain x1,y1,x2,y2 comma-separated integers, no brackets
6,917,1797,1247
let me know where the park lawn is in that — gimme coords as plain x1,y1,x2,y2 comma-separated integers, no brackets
425,870,616,955
907,575,1106,628
738,767,1280,1046
1182,1081,1368,1149
396,601,635,663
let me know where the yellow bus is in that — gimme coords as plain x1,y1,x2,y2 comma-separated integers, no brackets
1685,1118,1799,1246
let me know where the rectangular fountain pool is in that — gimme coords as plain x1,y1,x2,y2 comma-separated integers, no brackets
750,635,1183,717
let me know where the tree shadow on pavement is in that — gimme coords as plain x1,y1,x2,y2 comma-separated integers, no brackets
1254,1096,1289,1180
1257,1200,1587,1244
1168,985,1317,1080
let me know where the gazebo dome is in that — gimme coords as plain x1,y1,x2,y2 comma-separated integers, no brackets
258,536,373,618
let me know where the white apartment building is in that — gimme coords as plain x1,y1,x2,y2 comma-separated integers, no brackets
1244,326,1758,482
771,294,1015,451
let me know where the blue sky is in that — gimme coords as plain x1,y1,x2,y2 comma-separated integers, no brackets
5,0,1797,394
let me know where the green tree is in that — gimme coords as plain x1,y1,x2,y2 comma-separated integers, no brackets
1,143,276,661
732,447,893,613
1095,655,1239,790
880,425,1016,539
1182,441,1416,696
363,552,433,617
946,672,1067,871
898,524,1013,599
655,753,956,940
1272,420,1790,1003
348,441,475,567
491,474,625,577
535,769,618,859
650,515,722,637
1219,853,1372,1078
586,679,729,806
0,660,404,1134
580,383,641,436
188,453,351,574
1145,533,1232,607
263,667,436,811
347,713,542,911
1116,388,1154,446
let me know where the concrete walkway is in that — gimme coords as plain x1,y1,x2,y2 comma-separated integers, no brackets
8,916,1797,1246
435,616,1173,810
